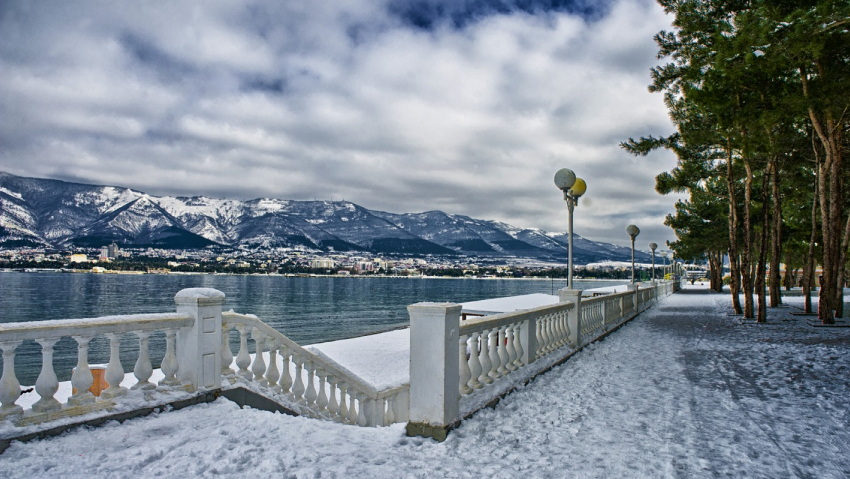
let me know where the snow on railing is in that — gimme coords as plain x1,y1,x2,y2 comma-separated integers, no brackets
0,288,407,437
406,281,675,441
221,311,407,427
0,295,206,426
0,281,679,441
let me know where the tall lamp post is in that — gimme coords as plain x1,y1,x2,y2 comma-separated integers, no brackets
554,168,587,290
626,224,640,283
649,242,657,281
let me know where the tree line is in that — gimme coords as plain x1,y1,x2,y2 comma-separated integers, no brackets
622,0,849,323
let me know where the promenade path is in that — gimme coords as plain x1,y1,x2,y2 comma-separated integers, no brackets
2,285,849,478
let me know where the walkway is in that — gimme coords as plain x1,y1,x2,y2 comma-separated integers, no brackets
2,285,848,478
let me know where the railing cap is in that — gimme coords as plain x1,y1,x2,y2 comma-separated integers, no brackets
407,302,462,313
174,288,226,306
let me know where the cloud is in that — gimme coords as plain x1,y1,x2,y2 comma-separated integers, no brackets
0,0,681,247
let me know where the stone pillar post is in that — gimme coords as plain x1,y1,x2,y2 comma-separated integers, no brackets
406,302,461,441
519,314,537,365
559,288,582,348
175,288,225,392
626,283,638,314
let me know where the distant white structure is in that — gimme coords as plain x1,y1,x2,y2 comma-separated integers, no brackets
311,259,335,269
69,253,88,263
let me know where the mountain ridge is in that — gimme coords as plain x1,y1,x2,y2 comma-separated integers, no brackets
0,171,652,263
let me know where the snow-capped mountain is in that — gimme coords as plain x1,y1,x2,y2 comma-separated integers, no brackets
0,171,651,263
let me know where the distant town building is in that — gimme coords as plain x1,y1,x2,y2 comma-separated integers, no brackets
69,254,88,263
100,246,109,260
311,259,335,269
107,242,119,258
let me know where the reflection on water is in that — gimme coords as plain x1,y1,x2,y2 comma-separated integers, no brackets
0,272,625,384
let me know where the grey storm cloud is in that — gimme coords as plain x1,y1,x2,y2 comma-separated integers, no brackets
0,0,681,248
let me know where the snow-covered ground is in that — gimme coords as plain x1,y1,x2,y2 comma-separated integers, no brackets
2,284,849,478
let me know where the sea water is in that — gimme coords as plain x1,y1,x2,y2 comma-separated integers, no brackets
0,271,626,384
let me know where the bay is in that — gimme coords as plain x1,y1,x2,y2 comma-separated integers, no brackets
0,271,626,385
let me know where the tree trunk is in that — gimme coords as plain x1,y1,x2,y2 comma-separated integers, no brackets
756,163,771,322
769,161,782,306
802,65,843,325
726,140,743,314
742,157,755,319
802,169,819,314
834,213,850,317
714,251,723,293
783,263,792,291
708,251,723,293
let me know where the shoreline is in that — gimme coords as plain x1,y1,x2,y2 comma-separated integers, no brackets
0,268,630,282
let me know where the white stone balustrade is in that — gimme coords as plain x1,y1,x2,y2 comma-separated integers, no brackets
406,281,677,441
0,282,676,437
221,311,409,427
0,288,225,427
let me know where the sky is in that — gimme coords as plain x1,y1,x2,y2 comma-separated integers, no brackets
0,0,681,248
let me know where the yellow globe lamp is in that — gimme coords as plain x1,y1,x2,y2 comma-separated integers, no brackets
570,178,587,198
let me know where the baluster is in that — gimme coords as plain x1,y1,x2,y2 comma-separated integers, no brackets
327,375,339,416
221,322,234,376
546,315,556,352
291,354,305,403
100,333,127,399
538,316,549,354
370,397,383,426
550,314,559,349
385,395,395,424
69,336,95,406
487,329,501,380
548,315,557,351
0,341,23,419
251,329,267,386
266,338,281,393
553,313,565,348
347,389,358,424
392,390,406,423
316,368,329,412
505,325,518,371
560,310,570,346
467,333,483,389
497,327,510,375
32,338,61,412
159,328,180,386
132,331,155,390
279,346,293,396
478,330,493,385
601,301,608,328
338,381,349,422
458,334,472,395
235,325,252,381
357,393,368,427
304,361,318,407
512,323,524,368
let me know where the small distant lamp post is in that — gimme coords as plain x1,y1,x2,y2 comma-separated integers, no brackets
626,224,640,283
555,168,587,290
649,242,657,281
